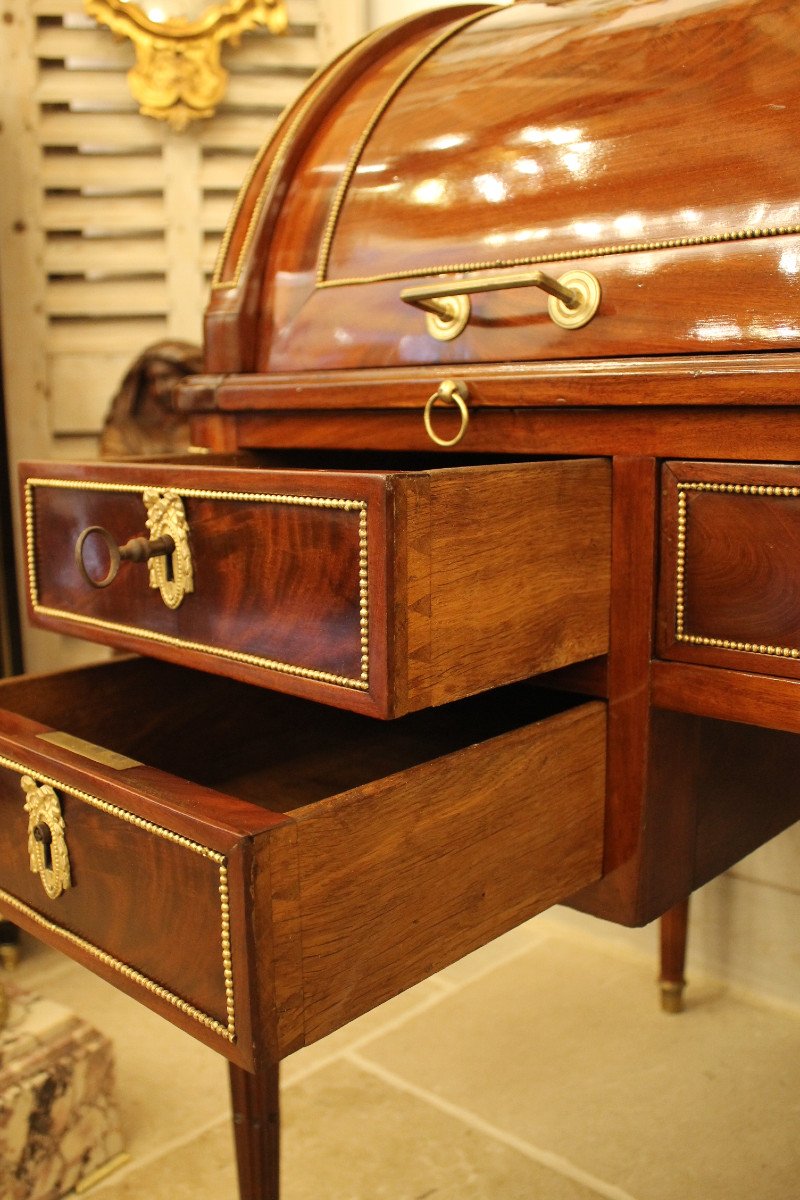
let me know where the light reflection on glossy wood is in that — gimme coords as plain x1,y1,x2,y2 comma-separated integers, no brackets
206,0,800,373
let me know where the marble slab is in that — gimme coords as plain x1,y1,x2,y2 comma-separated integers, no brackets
0,985,126,1199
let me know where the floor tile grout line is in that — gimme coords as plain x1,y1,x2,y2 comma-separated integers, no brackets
345,1050,642,1200
83,1110,231,1194
431,928,556,992
348,987,461,1049
284,987,459,1087
284,936,556,1089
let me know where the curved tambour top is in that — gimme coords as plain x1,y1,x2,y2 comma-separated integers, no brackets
205,0,800,375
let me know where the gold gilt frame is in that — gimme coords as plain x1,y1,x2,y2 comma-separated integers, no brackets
85,0,288,130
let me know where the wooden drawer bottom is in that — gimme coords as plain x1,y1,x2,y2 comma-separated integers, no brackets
0,659,606,1065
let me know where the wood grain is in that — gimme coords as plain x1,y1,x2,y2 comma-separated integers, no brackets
0,662,293,1069
421,459,610,706
289,702,606,1049
229,1063,280,1200
23,455,609,718
569,458,659,925
659,460,800,679
202,0,800,375
652,660,800,735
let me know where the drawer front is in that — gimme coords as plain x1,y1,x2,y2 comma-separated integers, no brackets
658,461,800,678
0,702,288,1070
0,659,606,1061
24,462,384,712
22,455,610,717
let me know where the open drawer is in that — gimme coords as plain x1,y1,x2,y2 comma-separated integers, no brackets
0,657,606,1068
21,453,611,717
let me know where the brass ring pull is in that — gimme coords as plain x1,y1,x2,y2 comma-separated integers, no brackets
423,379,470,447
402,268,601,341
75,524,175,589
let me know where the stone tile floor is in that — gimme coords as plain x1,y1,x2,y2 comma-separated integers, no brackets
6,913,800,1199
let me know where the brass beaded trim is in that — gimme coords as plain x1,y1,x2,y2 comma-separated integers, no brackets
210,75,317,289
674,480,800,661
317,6,502,285
318,223,800,291
0,752,236,1041
25,478,370,692
211,10,800,295
212,21,403,290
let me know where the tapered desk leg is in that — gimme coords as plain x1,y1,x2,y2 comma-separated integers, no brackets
229,1062,280,1200
659,898,690,1013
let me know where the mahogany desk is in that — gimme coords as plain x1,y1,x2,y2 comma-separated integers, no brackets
4,1,800,1195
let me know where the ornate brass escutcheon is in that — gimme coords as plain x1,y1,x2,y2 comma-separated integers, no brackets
21,775,72,901
144,488,194,609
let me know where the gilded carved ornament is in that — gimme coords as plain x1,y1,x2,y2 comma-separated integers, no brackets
84,0,288,130
21,775,72,901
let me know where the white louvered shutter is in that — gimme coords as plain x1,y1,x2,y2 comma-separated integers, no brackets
0,0,367,669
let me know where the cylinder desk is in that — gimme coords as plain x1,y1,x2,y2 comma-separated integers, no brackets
3,1,800,1194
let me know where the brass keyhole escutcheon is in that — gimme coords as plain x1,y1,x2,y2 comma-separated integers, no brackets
143,488,194,610
21,775,71,901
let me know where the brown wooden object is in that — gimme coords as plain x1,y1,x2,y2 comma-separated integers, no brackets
0,657,605,1064
5,2,800,1197
229,1062,280,1200
24,456,610,717
659,900,690,1014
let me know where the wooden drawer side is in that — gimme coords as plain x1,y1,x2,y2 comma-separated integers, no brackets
399,459,612,710
23,455,610,716
287,701,606,1051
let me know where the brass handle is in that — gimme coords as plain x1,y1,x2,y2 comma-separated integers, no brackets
75,524,176,589
423,379,470,447
401,268,601,341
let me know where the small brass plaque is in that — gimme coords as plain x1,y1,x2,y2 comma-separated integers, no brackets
38,732,142,771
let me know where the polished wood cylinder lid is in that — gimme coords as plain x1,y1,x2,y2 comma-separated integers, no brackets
206,0,800,376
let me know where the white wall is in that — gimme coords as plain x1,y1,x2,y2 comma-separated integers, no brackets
548,820,800,1013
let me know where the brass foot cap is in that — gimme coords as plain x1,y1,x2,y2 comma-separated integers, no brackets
660,981,686,1014
0,944,20,971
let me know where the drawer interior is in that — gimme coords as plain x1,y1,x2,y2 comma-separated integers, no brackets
1,656,590,813
0,656,606,1058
